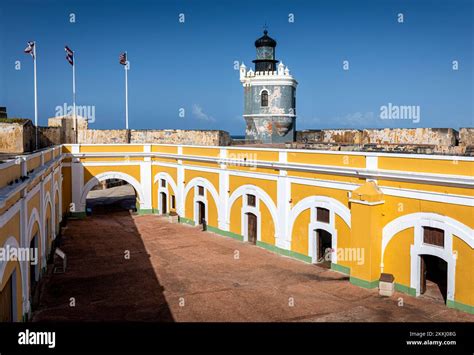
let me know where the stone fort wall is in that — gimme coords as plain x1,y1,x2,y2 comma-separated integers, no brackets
0,116,472,155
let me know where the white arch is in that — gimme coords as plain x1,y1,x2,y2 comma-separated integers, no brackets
0,236,25,321
227,184,280,237
183,177,221,224
288,195,351,238
382,213,473,260
26,208,43,248
381,212,473,301
79,171,146,210
26,207,43,275
53,181,61,233
43,193,52,260
154,172,178,214
0,237,22,285
153,172,178,196
287,196,351,265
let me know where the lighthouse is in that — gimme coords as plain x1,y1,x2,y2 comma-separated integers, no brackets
240,30,298,143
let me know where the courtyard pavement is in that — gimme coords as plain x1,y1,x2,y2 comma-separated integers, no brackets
33,211,474,322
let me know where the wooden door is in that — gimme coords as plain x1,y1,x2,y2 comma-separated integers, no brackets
198,202,205,224
420,255,427,294
160,192,167,214
317,230,324,261
0,276,13,322
247,213,257,244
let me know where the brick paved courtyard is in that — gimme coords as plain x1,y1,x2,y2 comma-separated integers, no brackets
33,211,474,322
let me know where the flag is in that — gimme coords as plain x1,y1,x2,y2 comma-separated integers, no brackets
119,52,127,65
65,45,74,65
24,41,35,58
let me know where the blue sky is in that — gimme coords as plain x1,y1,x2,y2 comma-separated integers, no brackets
0,0,472,134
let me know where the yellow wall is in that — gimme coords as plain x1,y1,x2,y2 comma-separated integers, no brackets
0,261,23,321
383,228,414,287
291,209,310,255
229,196,243,236
83,165,141,188
260,202,275,245
379,156,473,176
382,196,474,230
80,145,144,153
453,236,473,306
288,151,366,168
291,183,349,207
229,176,277,205
0,213,21,248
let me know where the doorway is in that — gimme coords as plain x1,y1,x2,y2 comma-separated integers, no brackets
197,201,206,225
316,229,332,267
0,274,13,322
246,213,257,245
420,254,448,303
30,235,38,295
160,192,167,215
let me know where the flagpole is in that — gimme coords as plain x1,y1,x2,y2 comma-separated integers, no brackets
72,53,77,144
125,52,129,131
33,42,38,150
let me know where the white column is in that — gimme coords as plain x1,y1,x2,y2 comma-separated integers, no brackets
177,146,185,217
59,170,63,223
276,151,291,250
140,145,153,211
218,148,229,230
19,187,29,317
39,177,46,268
71,145,84,213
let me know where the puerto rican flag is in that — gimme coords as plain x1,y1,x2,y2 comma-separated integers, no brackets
24,41,35,58
119,52,127,65
65,45,74,66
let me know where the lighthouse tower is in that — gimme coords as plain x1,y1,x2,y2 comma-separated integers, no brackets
240,30,298,143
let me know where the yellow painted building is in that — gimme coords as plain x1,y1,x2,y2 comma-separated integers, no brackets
0,143,473,320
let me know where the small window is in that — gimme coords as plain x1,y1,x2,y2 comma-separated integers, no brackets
171,195,176,209
261,90,268,107
316,207,330,223
198,186,204,196
161,179,166,188
423,227,444,247
247,194,256,207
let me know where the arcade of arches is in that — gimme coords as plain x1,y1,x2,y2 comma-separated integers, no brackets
0,143,473,321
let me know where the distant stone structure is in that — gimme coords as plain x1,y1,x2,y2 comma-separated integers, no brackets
295,128,473,155
0,116,231,154
0,114,472,156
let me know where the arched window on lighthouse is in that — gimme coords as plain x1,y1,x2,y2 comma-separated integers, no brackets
261,90,268,107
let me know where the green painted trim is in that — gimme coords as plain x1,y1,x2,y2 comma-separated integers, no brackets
137,208,154,215
256,241,312,263
394,283,417,297
70,212,86,219
447,299,474,315
206,225,243,241
331,263,351,275
179,217,195,226
350,276,379,289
